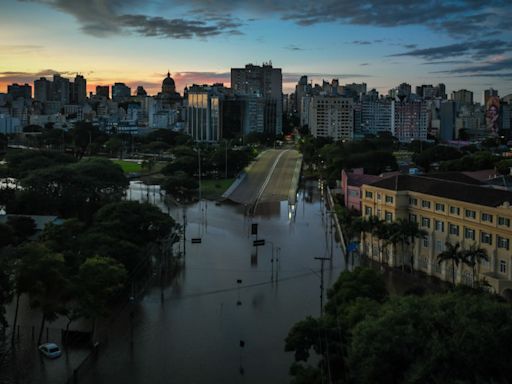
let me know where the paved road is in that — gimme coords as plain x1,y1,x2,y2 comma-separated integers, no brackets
227,149,281,204
258,150,301,203
227,148,301,215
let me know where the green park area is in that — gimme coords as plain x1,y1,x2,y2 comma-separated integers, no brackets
111,159,143,173
201,178,234,199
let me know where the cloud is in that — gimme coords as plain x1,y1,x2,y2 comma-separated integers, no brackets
360,63,370,66
420,60,468,65
117,15,243,39
0,69,78,85
431,57,512,74
0,45,44,55
351,40,372,45
389,40,512,60
21,0,512,40
284,45,304,51
21,0,243,38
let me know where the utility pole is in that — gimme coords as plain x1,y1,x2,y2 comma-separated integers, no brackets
198,147,202,201
314,257,330,316
182,207,187,258
225,139,228,179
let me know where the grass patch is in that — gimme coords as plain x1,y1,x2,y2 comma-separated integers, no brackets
201,178,234,199
112,159,143,173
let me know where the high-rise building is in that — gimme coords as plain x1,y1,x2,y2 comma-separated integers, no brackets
186,85,223,142
51,74,70,104
71,75,87,104
112,83,131,102
397,83,412,98
7,83,32,100
308,96,354,140
439,100,457,141
34,77,51,102
231,63,282,134
485,88,499,105
96,85,110,99
361,96,393,135
393,100,427,142
295,75,309,113
451,89,474,106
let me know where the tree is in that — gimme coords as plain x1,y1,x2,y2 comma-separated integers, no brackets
78,256,127,343
15,158,127,219
437,242,463,287
92,201,175,246
162,171,199,199
0,249,15,331
0,223,14,248
15,244,68,343
404,221,427,273
6,216,36,244
462,244,489,287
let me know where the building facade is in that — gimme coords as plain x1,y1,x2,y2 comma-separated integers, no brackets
360,175,512,294
308,96,353,140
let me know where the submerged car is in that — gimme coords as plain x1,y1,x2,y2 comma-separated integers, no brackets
38,343,62,359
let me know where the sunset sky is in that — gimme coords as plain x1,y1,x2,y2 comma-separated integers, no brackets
1,0,511,101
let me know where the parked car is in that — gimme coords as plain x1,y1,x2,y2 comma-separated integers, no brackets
38,343,62,359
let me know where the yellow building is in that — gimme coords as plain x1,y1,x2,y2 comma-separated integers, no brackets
361,174,512,295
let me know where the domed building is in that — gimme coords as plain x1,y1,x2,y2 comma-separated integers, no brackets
157,71,181,105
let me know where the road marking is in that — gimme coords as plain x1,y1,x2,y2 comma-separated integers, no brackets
253,150,288,214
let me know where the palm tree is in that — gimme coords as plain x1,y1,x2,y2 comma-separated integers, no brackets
405,221,427,274
372,220,390,264
462,244,489,287
391,218,412,270
437,242,463,287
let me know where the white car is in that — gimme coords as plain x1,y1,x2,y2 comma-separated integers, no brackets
38,343,62,359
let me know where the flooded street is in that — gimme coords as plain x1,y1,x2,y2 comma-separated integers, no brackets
80,181,345,384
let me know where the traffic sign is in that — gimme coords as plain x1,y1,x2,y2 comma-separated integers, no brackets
251,223,258,235
253,239,265,246
191,238,202,244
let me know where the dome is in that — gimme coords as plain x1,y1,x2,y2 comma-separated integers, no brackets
162,71,175,88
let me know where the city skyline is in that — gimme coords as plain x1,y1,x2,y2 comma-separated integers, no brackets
1,0,511,98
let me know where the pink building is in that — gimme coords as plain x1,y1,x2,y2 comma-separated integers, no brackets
341,169,396,212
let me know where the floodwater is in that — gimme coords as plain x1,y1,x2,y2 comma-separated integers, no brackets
79,180,346,384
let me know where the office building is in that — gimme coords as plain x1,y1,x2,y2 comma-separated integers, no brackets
185,85,222,142
361,94,393,135
439,100,457,141
51,74,70,104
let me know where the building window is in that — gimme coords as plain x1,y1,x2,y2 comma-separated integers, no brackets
500,260,507,274
365,191,372,199
435,203,445,212
498,236,510,250
450,206,460,215
481,213,493,223
480,232,492,245
464,227,475,240
364,206,372,216
435,240,444,252
423,236,429,248
449,224,459,236
421,217,431,228
377,193,382,200
409,197,418,206
435,220,444,232
498,217,511,227
465,209,476,219
385,195,394,204
385,211,393,222
409,213,417,223
349,190,359,197
421,200,431,209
